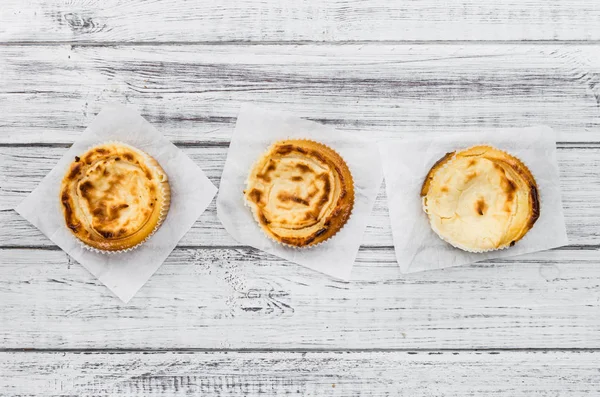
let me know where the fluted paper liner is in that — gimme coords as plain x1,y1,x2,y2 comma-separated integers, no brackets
217,105,382,281
379,126,568,274
15,105,217,302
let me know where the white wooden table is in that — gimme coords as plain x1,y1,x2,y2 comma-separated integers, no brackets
1,1,600,395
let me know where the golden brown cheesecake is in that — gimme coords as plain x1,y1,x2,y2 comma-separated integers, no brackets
421,145,539,252
244,139,354,247
60,143,170,251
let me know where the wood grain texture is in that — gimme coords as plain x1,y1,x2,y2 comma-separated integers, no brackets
2,0,600,42
2,0,600,393
2,145,600,247
1,45,600,143
1,247,599,349
1,351,599,396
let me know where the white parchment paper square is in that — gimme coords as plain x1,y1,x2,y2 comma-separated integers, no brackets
217,105,383,280
15,105,218,302
379,126,568,274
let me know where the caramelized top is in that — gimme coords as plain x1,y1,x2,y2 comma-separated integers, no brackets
60,143,170,251
244,140,354,247
421,145,539,251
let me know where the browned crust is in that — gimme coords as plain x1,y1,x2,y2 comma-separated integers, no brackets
60,143,170,251
420,151,455,197
422,145,540,249
246,139,354,248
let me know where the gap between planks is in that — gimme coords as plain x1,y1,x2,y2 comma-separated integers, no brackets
4,40,600,47
1,244,598,251
2,347,600,353
2,142,600,149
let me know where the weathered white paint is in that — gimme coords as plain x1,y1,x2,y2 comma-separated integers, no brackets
1,351,599,396
1,145,599,247
0,247,599,349
2,1,600,393
0,45,600,143
2,0,600,42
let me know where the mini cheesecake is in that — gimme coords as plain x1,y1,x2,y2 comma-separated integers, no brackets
60,142,170,251
244,139,354,247
421,145,539,252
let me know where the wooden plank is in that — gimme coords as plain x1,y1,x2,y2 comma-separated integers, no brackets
2,0,600,42
1,44,600,143
1,247,599,349
1,351,598,396
2,145,600,247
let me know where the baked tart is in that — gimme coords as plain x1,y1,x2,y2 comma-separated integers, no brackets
60,142,170,251
421,145,539,252
244,139,354,247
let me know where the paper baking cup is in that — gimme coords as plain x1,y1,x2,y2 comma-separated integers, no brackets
244,139,355,249
63,141,171,255
422,144,540,254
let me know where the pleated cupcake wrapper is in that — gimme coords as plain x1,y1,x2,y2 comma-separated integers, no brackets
422,144,540,254
244,139,355,250
73,141,170,255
